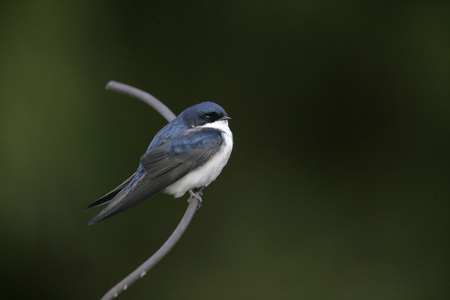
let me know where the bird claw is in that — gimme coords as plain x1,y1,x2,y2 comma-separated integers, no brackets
188,188,204,210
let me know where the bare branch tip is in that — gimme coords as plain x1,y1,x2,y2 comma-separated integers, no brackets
105,80,116,90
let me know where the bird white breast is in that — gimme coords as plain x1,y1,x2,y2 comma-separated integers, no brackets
164,119,233,198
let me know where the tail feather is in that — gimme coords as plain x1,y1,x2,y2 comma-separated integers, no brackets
86,173,135,210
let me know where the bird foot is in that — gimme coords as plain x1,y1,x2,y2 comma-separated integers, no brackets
188,187,204,210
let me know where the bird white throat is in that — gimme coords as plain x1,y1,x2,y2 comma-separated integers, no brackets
164,119,233,197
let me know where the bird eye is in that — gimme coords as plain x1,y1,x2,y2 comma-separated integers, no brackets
202,112,219,122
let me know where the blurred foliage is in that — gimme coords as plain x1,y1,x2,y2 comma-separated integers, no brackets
0,1,449,299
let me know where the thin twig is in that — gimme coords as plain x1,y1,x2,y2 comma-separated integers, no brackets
102,194,200,300
100,81,201,299
105,81,176,122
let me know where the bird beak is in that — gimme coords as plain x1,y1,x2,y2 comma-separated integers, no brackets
221,116,231,120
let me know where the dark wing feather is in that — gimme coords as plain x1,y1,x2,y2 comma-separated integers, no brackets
141,128,223,179
88,128,223,224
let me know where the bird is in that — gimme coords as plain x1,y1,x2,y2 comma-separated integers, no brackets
86,101,233,225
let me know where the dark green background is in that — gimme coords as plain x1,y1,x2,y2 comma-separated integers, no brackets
1,1,448,299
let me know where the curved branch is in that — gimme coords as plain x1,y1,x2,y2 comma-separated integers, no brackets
100,81,201,299
102,193,201,300
105,80,176,122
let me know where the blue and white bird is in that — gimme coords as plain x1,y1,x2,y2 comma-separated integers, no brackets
87,101,233,225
